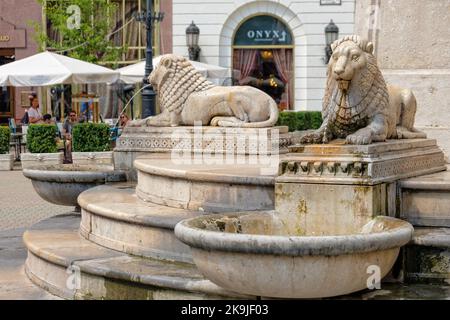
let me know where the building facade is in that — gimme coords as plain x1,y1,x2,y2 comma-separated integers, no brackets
0,0,172,123
172,0,356,111
0,0,42,124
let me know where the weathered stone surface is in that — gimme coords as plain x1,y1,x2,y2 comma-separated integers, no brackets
23,214,251,300
275,183,388,235
175,213,413,298
115,126,290,179
405,228,450,285
72,151,114,166
79,185,201,263
280,139,446,185
129,54,279,128
355,0,450,158
300,35,426,145
22,165,127,207
400,169,450,227
20,152,63,169
0,153,13,171
134,156,276,212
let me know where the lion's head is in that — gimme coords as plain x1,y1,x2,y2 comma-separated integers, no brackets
329,35,375,85
149,54,215,114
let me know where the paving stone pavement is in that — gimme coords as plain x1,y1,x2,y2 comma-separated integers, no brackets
0,169,70,232
0,227,60,300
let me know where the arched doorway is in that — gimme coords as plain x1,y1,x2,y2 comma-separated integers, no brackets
232,15,294,110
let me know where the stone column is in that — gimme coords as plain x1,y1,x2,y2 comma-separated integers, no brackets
355,0,450,160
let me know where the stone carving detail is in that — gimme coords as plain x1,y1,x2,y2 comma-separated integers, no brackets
117,134,292,154
129,54,279,128
301,35,426,145
278,153,445,183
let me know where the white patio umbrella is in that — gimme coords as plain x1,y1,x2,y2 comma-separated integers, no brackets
0,51,119,87
118,56,228,84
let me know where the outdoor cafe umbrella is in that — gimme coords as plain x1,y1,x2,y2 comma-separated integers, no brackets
117,56,228,84
0,51,119,87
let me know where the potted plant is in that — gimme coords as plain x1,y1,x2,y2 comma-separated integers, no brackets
21,124,63,169
72,123,113,166
0,126,13,171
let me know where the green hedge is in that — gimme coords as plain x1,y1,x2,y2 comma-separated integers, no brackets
27,124,58,153
276,111,323,132
72,123,111,152
0,126,10,154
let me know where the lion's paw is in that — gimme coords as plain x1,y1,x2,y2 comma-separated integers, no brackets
210,117,220,126
346,130,373,145
127,119,146,127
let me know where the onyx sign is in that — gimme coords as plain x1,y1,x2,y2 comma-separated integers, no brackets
234,16,293,46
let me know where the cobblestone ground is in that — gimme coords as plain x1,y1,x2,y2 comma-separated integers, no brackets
0,169,70,232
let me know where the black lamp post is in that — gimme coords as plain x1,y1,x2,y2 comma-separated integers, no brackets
135,0,164,118
324,19,339,64
186,21,200,61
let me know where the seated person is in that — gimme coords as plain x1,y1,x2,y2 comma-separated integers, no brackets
43,114,53,124
119,114,129,129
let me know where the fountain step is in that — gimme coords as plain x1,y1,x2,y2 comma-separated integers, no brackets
134,155,277,212
78,184,204,263
405,227,450,285
400,168,450,227
23,214,252,300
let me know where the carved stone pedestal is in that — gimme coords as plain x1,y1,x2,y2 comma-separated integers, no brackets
114,126,291,180
275,139,446,235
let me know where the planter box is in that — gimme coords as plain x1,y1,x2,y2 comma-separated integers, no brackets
0,153,14,171
21,153,63,169
72,151,114,166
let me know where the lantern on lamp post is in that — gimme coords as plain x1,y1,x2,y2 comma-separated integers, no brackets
324,19,339,64
186,21,200,61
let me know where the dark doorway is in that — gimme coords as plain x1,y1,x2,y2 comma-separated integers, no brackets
0,48,15,124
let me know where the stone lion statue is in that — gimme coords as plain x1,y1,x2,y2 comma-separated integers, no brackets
301,35,426,145
129,54,279,128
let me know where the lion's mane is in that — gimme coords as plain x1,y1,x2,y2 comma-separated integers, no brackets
156,55,215,114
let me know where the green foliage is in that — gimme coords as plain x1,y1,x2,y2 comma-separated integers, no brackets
33,0,123,67
277,111,323,132
27,125,58,153
72,123,111,152
0,126,11,154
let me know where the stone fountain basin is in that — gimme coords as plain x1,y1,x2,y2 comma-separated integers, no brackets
23,164,127,207
175,212,414,299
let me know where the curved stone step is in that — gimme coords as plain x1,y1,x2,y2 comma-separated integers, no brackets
78,185,202,263
134,157,277,212
399,168,450,227
23,214,252,300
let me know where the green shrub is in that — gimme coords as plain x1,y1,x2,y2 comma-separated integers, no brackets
27,124,58,153
0,126,10,154
276,111,323,132
72,123,111,152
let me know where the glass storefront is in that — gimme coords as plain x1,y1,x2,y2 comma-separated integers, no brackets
232,16,294,110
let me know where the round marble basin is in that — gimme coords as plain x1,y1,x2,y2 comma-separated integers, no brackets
23,164,127,207
175,212,414,298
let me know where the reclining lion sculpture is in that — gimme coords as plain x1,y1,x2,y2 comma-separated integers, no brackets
301,35,426,145
129,54,279,128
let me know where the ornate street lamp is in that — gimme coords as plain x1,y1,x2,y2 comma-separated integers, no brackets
324,19,339,64
135,0,164,118
186,21,200,61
